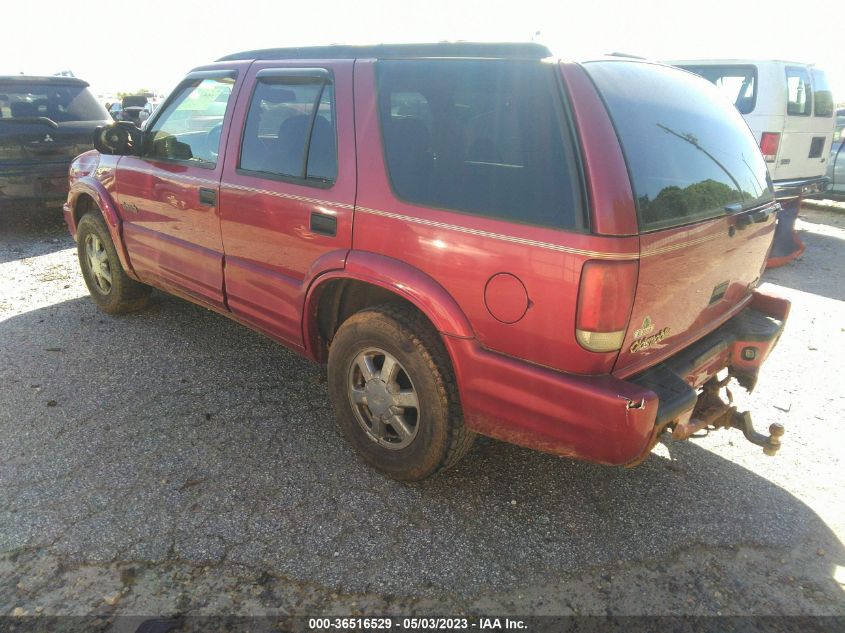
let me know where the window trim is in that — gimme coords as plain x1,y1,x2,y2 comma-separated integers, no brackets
785,66,813,118
140,71,238,169
235,67,338,189
373,59,589,233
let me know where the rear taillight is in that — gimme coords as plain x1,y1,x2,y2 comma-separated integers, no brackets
760,132,780,163
575,260,638,353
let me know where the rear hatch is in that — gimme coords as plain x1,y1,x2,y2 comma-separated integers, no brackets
581,60,778,378
0,79,109,167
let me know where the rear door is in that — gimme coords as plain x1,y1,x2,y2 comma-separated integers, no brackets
775,66,835,181
582,61,778,378
115,69,241,309
217,61,355,347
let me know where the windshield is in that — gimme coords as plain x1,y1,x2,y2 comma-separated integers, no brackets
583,61,774,232
0,82,109,123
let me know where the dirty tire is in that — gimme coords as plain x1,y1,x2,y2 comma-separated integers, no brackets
76,212,151,314
328,304,475,481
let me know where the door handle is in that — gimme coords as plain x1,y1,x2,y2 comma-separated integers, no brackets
310,211,337,237
198,187,217,207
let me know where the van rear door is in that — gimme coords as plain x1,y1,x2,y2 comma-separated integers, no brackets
581,61,778,378
774,66,835,182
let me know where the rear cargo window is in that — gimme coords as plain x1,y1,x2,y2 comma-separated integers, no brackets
583,61,774,233
786,67,812,116
674,65,757,114
0,82,108,123
810,69,834,118
376,59,585,230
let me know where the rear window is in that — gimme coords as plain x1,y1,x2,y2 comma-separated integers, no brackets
675,65,757,114
376,59,584,230
786,67,812,116
0,82,108,123
584,61,774,233
810,69,834,118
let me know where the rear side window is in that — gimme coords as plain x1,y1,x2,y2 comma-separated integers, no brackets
239,74,337,183
584,61,774,233
0,82,108,122
810,69,834,118
674,65,757,114
786,67,812,116
376,59,584,230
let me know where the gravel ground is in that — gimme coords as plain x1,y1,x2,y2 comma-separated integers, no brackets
0,206,843,626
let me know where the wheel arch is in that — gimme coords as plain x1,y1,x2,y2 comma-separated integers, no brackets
68,178,136,277
303,251,475,363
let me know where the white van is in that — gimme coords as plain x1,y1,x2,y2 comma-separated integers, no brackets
667,60,836,198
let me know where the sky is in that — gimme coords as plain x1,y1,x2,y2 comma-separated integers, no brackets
1,0,842,101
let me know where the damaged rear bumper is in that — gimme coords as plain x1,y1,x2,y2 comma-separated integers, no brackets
627,291,790,464
443,290,789,466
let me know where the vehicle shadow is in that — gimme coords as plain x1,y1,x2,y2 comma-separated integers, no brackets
0,208,73,264
1,293,842,612
763,225,845,302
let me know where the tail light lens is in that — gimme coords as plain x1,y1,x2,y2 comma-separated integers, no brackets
575,260,638,353
760,132,780,163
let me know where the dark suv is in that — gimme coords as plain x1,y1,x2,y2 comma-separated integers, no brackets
64,43,790,480
1,76,110,212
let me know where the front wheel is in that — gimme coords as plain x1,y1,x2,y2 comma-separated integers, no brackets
76,213,151,314
328,304,475,481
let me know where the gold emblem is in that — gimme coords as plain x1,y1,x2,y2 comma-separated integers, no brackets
633,316,654,339
630,327,671,353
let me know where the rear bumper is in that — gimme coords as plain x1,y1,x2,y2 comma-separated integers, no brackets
445,291,789,466
0,162,70,210
773,176,830,199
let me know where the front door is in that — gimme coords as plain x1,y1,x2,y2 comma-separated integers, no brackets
115,70,241,309
217,61,356,347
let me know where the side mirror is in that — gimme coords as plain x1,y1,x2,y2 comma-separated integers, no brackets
93,122,143,156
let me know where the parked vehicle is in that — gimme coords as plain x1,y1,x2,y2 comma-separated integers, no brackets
667,59,835,198
0,75,110,212
117,95,151,127
63,44,790,480
824,108,845,198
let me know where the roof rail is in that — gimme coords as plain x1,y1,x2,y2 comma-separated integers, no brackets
218,42,553,62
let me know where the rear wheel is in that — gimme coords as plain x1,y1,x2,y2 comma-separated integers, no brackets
327,304,475,481
76,213,151,314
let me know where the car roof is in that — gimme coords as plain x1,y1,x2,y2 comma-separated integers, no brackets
218,42,552,62
0,75,90,86
665,59,816,67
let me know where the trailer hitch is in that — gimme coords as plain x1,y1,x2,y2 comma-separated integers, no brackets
671,377,784,456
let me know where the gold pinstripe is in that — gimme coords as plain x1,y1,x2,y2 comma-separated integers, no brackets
131,165,776,260
356,207,639,260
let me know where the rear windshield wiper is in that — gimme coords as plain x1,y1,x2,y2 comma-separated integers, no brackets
0,116,59,129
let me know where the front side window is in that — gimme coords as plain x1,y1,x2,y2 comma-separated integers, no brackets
376,59,584,230
584,61,773,232
786,67,812,116
676,65,757,114
145,77,234,167
810,69,834,118
239,75,337,183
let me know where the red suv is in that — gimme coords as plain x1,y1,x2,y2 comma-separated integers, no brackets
63,43,789,480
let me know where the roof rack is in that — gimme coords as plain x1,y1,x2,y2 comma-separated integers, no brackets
218,42,552,62
0,75,89,86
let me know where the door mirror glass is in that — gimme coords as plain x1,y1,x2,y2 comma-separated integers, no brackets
93,122,143,155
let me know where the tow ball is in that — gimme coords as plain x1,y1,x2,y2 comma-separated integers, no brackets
671,377,784,456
